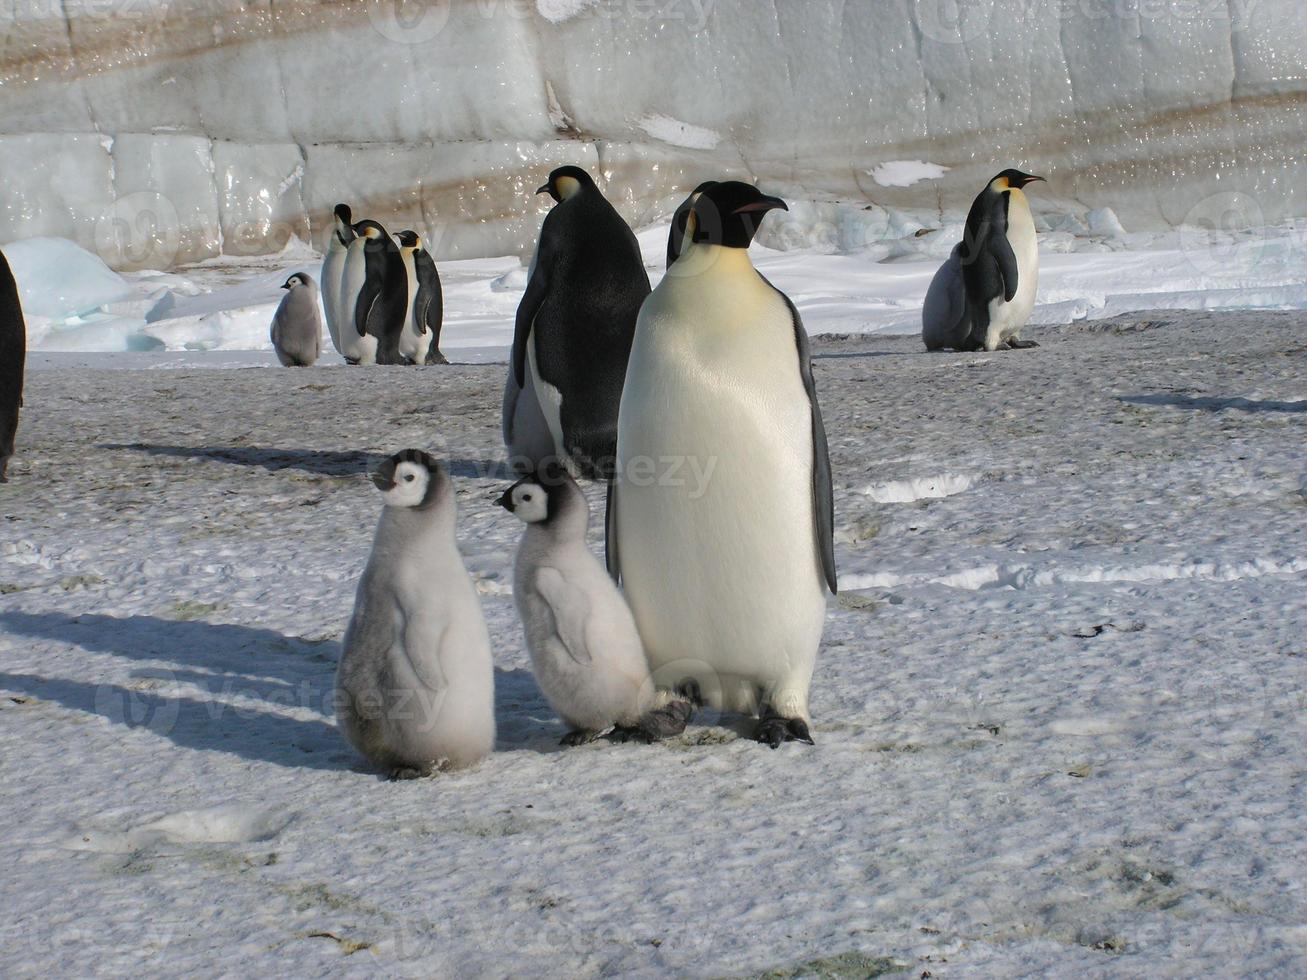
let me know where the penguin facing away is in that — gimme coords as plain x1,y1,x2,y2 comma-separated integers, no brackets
270,272,323,367
0,247,25,483
960,169,1045,351
609,181,837,749
321,203,355,357
503,165,651,479
921,242,969,351
394,231,447,366
335,449,496,778
665,180,718,268
352,219,409,365
498,464,691,745
337,218,380,365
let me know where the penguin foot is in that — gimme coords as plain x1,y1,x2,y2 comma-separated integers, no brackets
1006,338,1039,349
426,350,450,365
756,713,815,749
345,357,360,366
640,699,694,741
560,729,601,747
388,764,434,780
675,679,704,706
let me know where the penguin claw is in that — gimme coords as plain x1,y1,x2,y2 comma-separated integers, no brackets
388,764,432,781
560,729,600,747
756,716,815,749
1006,338,1039,349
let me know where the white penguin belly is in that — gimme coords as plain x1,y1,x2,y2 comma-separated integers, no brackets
616,267,826,718
986,197,1039,349
339,246,379,364
321,243,347,352
527,328,566,460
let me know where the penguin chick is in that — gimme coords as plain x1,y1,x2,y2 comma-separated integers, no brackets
335,450,496,778
270,273,323,367
921,243,969,351
498,464,688,746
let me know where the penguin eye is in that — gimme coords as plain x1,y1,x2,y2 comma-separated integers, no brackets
404,474,415,483
523,493,532,501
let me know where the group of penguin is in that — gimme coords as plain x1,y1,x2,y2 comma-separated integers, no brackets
269,205,447,368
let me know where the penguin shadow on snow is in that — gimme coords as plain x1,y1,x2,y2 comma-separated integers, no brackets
103,443,516,480
491,665,593,755
1117,393,1307,414
0,611,344,771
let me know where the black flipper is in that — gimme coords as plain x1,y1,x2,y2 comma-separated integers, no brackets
511,260,549,388
774,286,837,595
355,254,383,337
604,478,620,584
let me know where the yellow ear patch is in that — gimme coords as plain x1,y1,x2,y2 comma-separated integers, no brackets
994,175,1011,192
685,209,698,242
556,175,582,200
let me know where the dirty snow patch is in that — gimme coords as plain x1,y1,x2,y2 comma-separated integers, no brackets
864,473,974,503
868,160,950,187
636,113,722,150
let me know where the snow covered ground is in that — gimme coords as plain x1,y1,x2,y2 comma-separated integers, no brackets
2,310,1305,976
15,214,1307,357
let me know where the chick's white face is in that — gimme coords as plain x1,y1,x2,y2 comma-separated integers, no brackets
508,482,548,524
381,461,430,508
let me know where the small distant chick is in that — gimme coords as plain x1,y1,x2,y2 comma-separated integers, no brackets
270,272,323,367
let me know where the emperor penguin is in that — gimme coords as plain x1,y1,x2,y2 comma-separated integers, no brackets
921,242,969,351
609,181,837,749
337,219,381,365
335,449,496,778
502,165,650,480
498,463,691,745
348,219,408,365
0,247,25,483
394,231,447,366
270,272,323,367
320,203,354,357
960,169,1045,351
665,180,717,268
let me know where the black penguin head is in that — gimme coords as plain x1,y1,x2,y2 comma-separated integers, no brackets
395,230,421,249
496,460,571,525
332,204,356,246
689,181,789,249
353,219,390,242
333,203,352,225
281,272,311,290
667,180,719,267
991,170,1046,192
371,449,446,510
537,166,596,203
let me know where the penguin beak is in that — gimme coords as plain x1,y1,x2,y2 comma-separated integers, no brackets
1021,175,1047,187
732,196,789,216
536,183,551,195
280,280,292,290
495,488,515,512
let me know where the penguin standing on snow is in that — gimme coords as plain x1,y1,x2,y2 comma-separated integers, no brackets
921,242,969,351
0,247,25,482
350,220,408,365
335,449,496,778
666,180,717,268
503,165,650,479
321,203,354,358
394,231,447,366
498,463,691,745
270,272,323,367
960,169,1045,351
609,181,837,749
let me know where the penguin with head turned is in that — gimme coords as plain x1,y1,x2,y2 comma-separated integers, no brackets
921,242,968,351
610,180,837,749
0,247,25,482
502,165,650,479
320,203,354,358
665,180,717,268
959,169,1045,351
394,231,447,365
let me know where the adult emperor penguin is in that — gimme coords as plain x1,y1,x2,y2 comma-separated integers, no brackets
0,247,25,483
921,242,969,351
320,203,354,357
394,231,447,365
610,181,837,748
270,273,323,367
502,165,650,479
335,449,495,777
348,219,408,364
498,463,691,745
665,180,717,268
960,169,1045,351
337,219,382,365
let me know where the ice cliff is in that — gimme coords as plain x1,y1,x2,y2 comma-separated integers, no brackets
1,0,1301,269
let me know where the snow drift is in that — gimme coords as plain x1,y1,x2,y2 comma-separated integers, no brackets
1,0,1303,269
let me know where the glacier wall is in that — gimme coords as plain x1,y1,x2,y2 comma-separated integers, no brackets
1,0,1302,269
